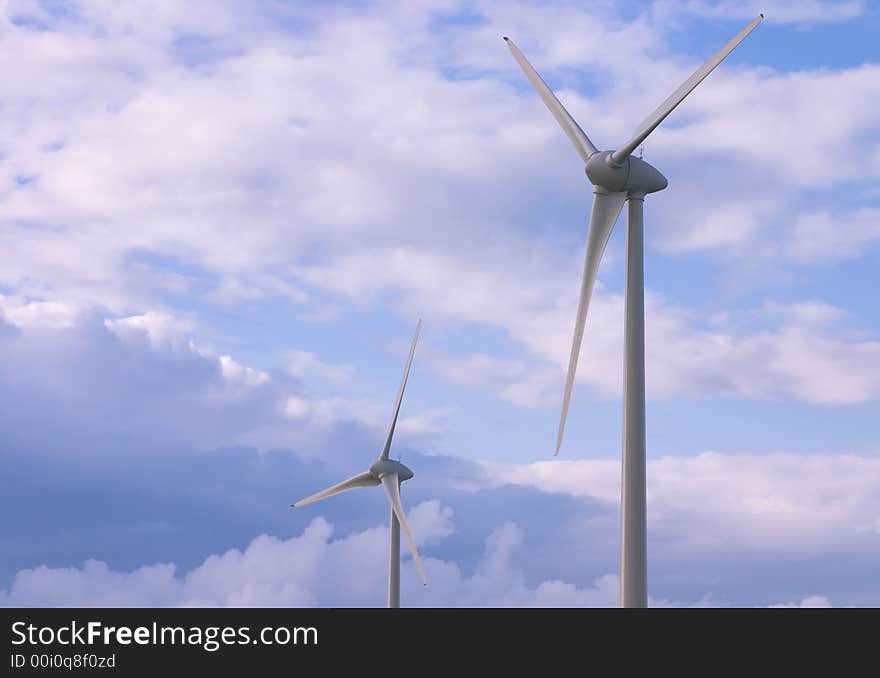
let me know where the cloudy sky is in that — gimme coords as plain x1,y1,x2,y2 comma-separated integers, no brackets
1,0,878,608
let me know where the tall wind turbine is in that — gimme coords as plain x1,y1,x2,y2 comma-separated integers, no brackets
292,320,426,608
505,16,763,607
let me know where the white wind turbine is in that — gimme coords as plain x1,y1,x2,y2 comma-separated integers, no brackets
292,320,426,608
505,15,763,607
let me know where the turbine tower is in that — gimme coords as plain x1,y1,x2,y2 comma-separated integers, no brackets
505,15,763,607
292,320,426,608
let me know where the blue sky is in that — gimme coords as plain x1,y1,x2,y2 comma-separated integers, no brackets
0,0,878,607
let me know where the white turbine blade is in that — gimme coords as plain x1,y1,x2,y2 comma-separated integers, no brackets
504,37,599,163
556,189,626,455
380,319,421,460
292,471,379,508
611,14,763,164
381,473,427,585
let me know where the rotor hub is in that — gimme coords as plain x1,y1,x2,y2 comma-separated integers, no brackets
370,458,414,482
585,151,668,196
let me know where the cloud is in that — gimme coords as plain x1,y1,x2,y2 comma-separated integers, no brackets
654,1,864,25
481,451,880,553
301,246,880,405
424,349,557,407
104,310,199,347
284,351,354,384
5,403,879,607
3,478,865,607
768,595,833,608
0,308,286,454
0,504,627,608
0,302,451,467
787,208,880,264
3,425,880,607
0,0,878,610
0,0,878,411
0,295,82,329
0,502,594,607
1,0,875,304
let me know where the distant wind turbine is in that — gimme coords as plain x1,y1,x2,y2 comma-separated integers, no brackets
505,15,763,607
292,320,426,608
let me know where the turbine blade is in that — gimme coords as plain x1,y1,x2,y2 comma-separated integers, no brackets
381,473,427,585
504,37,599,163
611,14,763,164
556,189,626,455
380,319,421,460
292,471,379,508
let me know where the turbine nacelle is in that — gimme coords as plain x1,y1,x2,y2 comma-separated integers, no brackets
370,458,414,483
585,151,668,196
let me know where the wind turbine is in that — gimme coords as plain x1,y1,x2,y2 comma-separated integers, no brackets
505,15,763,607
292,320,426,608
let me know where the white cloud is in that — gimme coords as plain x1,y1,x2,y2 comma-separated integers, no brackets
217,355,270,387
0,0,877,610
0,307,453,461
788,208,880,264
0,500,458,607
104,310,198,347
0,298,78,329
425,350,557,407
285,351,354,384
3,438,880,606
653,65,880,185
0,0,877,412
769,595,833,608
756,301,847,326
654,0,864,24
301,245,880,405
1,0,874,305
481,451,880,553
0,502,623,607
106,311,272,389
6,473,863,607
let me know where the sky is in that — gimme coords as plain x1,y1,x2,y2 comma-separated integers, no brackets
0,0,878,607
